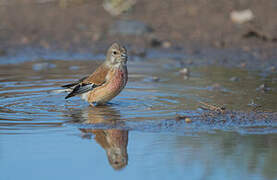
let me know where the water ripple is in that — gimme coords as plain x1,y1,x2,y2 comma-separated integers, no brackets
0,59,276,134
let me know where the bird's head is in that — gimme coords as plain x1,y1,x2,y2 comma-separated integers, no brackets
106,43,127,67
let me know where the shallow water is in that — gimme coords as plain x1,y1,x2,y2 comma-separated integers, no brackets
1,0,277,179
0,56,277,180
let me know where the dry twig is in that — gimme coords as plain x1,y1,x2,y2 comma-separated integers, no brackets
199,101,226,113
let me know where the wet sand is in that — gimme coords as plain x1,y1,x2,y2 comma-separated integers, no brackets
0,0,277,70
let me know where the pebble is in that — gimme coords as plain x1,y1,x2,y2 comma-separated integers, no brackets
103,0,137,16
150,37,162,47
144,76,160,82
162,41,171,48
230,76,240,82
230,9,254,24
175,114,185,121
20,36,29,44
179,68,190,75
240,62,247,68
151,76,160,82
175,115,192,123
185,118,192,123
248,99,261,108
256,84,271,92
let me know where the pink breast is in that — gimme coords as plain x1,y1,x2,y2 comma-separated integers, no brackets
108,69,127,92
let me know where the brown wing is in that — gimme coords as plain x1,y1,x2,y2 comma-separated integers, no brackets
63,63,109,99
82,63,109,85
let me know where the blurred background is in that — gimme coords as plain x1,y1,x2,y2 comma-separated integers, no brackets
0,0,277,59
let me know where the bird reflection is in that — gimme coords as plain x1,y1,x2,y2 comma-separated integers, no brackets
69,106,128,170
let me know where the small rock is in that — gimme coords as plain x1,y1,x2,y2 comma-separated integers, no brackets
243,29,277,42
21,36,29,44
230,9,254,24
144,76,160,82
146,106,153,110
256,84,271,92
240,62,247,68
179,68,190,76
162,41,171,48
109,20,153,36
151,76,160,82
103,0,137,16
230,76,239,82
248,99,261,108
150,37,162,47
248,99,256,107
185,118,192,123
176,114,186,121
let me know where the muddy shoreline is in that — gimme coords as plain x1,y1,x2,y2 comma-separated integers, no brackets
1,45,276,75
68,108,277,134
1,0,277,73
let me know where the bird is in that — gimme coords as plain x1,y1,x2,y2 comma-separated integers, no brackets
61,43,128,106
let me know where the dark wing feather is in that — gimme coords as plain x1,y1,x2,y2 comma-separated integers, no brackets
63,64,109,99
61,76,88,89
65,83,97,99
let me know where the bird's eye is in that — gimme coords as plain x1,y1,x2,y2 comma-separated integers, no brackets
113,51,117,55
